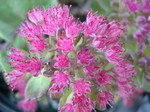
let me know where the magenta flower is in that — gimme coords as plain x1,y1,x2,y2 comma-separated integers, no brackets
96,70,112,87
72,95,95,112
122,0,141,13
142,0,150,13
73,78,91,96
81,10,123,38
83,63,100,78
50,71,71,94
98,90,114,109
5,71,25,91
7,48,26,61
8,48,43,76
54,54,70,69
28,39,46,52
60,103,75,112
43,5,79,37
56,36,75,54
77,48,95,65
18,100,37,112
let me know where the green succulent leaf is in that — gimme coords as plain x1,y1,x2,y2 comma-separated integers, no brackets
59,87,73,108
25,74,51,100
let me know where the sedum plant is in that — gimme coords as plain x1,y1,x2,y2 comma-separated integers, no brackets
3,4,136,112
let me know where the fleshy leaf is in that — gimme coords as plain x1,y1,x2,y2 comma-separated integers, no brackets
25,74,51,100
59,87,73,108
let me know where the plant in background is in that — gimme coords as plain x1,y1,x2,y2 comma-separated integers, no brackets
2,4,137,112
107,0,150,108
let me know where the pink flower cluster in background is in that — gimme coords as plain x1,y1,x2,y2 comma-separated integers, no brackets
5,5,137,112
122,0,150,13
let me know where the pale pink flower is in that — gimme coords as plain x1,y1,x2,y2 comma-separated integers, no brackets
123,98,134,108
122,0,141,13
142,0,150,13
16,81,26,98
18,100,37,112
73,78,91,96
117,77,133,85
56,36,75,54
136,16,147,24
77,48,95,65
50,71,71,94
114,61,136,77
54,54,70,69
104,43,124,64
121,19,129,27
134,30,146,44
134,16,150,44
137,42,146,56
26,6,44,24
96,70,112,87
98,90,114,109
117,83,133,99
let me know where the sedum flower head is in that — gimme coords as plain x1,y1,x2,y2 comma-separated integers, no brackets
5,4,137,112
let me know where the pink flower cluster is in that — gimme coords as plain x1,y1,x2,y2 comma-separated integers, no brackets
5,70,37,112
5,47,39,111
122,0,150,13
134,15,150,56
123,0,150,56
5,5,136,112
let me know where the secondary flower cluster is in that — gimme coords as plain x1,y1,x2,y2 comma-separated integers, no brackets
122,0,150,13
5,5,136,112
120,0,150,107
122,0,150,56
